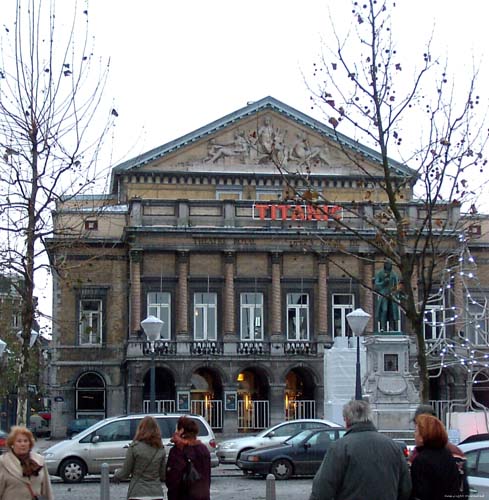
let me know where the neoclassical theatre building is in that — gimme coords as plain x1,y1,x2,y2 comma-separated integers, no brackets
48,97,489,437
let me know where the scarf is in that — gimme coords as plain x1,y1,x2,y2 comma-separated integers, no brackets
13,452,43,477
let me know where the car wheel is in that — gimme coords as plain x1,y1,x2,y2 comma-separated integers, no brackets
271,458,293,480
59,458,87,483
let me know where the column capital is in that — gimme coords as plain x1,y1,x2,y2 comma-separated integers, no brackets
130,249,143,263
318,253,329,264
177,251,189,263
271,251,282,264
223,251,235,264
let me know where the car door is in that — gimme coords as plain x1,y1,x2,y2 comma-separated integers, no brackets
300,430,336,475
83,419,133,472
465,447,489,498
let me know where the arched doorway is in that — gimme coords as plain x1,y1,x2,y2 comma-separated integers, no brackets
76,372,105,419
472,369,489,409
285,367,316,420
143,367,176,413
236,367,270,431
190,367,223,429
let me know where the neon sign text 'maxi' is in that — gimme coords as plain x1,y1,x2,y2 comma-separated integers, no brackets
252,203,342,221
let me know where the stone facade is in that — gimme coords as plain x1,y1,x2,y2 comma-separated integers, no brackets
46,97,489,437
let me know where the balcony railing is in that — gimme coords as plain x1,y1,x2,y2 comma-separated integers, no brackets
190,341,223,356
237,341,269,355
284,341,317,355
126,339,319,358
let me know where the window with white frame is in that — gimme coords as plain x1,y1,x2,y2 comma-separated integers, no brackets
332,294,355,338
287,293,309,341
240,292,264,340
194,292,217,341
79,299,103,345
147,292,171,340
467,295,489,345
423,300,445,341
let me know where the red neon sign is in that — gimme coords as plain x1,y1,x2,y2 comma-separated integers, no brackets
252,203,342,221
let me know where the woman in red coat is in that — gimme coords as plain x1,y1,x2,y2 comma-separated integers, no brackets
165,416,211,500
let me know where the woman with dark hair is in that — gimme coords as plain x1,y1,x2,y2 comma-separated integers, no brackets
0,426,53,500
165,416,211,500
113,416,166,500
410,414,466,500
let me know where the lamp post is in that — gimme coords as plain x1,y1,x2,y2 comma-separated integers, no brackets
141,315,163,413
346,308,371,400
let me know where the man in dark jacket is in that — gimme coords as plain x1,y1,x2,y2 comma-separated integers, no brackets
310,399,411,500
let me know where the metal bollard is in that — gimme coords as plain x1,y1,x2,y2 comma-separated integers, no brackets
266,473,276,500
100,462,110,500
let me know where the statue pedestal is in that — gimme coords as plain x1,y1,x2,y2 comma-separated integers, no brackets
323,337,367,425
363,334,419,434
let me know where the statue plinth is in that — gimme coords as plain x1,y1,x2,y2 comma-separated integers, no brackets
362,334,419,434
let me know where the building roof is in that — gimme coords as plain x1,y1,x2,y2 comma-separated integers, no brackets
110,96,416,191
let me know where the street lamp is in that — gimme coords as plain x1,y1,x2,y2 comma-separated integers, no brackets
16,329,40,348
346,308,371,400
140,315,163,413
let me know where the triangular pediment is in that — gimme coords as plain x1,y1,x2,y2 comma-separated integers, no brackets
112,97,414,186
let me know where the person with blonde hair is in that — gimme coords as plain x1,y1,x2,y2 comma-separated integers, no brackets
410,414,467,500
0,425,53,500
113,416,166,500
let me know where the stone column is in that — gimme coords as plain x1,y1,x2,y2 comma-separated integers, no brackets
271,252,282,340
129,249,143,335
361,256,375,332
176,252,189,337
223,252,235,337
222,384,239,435
317,254,328,340
269,383,286,426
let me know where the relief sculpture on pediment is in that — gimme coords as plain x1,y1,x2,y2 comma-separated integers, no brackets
202,116,332,167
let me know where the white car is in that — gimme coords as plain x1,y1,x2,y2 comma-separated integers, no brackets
459,441,489,499
42,413,218,483
217,418,342,464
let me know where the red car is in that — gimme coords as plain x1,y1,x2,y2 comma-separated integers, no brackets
0,429,7,455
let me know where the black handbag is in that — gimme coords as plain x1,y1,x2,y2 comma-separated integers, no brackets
182,448,201,485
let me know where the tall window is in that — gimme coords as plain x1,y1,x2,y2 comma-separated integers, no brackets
332,294,355,338
467,296,488,345
79,299,103,345
423,300,445,341
287,293,309,341
194,293,217,341
147,292,171,340
240,293,264,340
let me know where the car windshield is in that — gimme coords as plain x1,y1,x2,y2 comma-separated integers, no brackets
284,430,312,445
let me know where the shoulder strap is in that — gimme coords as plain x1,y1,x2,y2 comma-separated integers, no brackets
25,482,38,499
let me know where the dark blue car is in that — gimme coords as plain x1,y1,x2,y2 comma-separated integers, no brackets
237,427,346,479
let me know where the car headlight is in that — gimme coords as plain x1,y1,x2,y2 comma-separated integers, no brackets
219,442,235,449
42,452,55,458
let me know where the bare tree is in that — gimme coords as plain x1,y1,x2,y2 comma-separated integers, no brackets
0,0,116,425
266,0,488,403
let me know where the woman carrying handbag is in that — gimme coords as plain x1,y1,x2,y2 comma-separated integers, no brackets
113,416,166,500
0,426,53,500
165,416,211,500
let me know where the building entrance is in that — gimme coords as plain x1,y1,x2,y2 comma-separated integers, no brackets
143,367,176,413
285,367,316,420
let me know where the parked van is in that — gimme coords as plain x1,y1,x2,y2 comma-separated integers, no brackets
42,413,218,483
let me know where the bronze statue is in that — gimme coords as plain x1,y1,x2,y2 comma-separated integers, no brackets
374,261,400,332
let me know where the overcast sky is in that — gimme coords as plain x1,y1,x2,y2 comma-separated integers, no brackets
85,0,488,170
1,0,487,331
